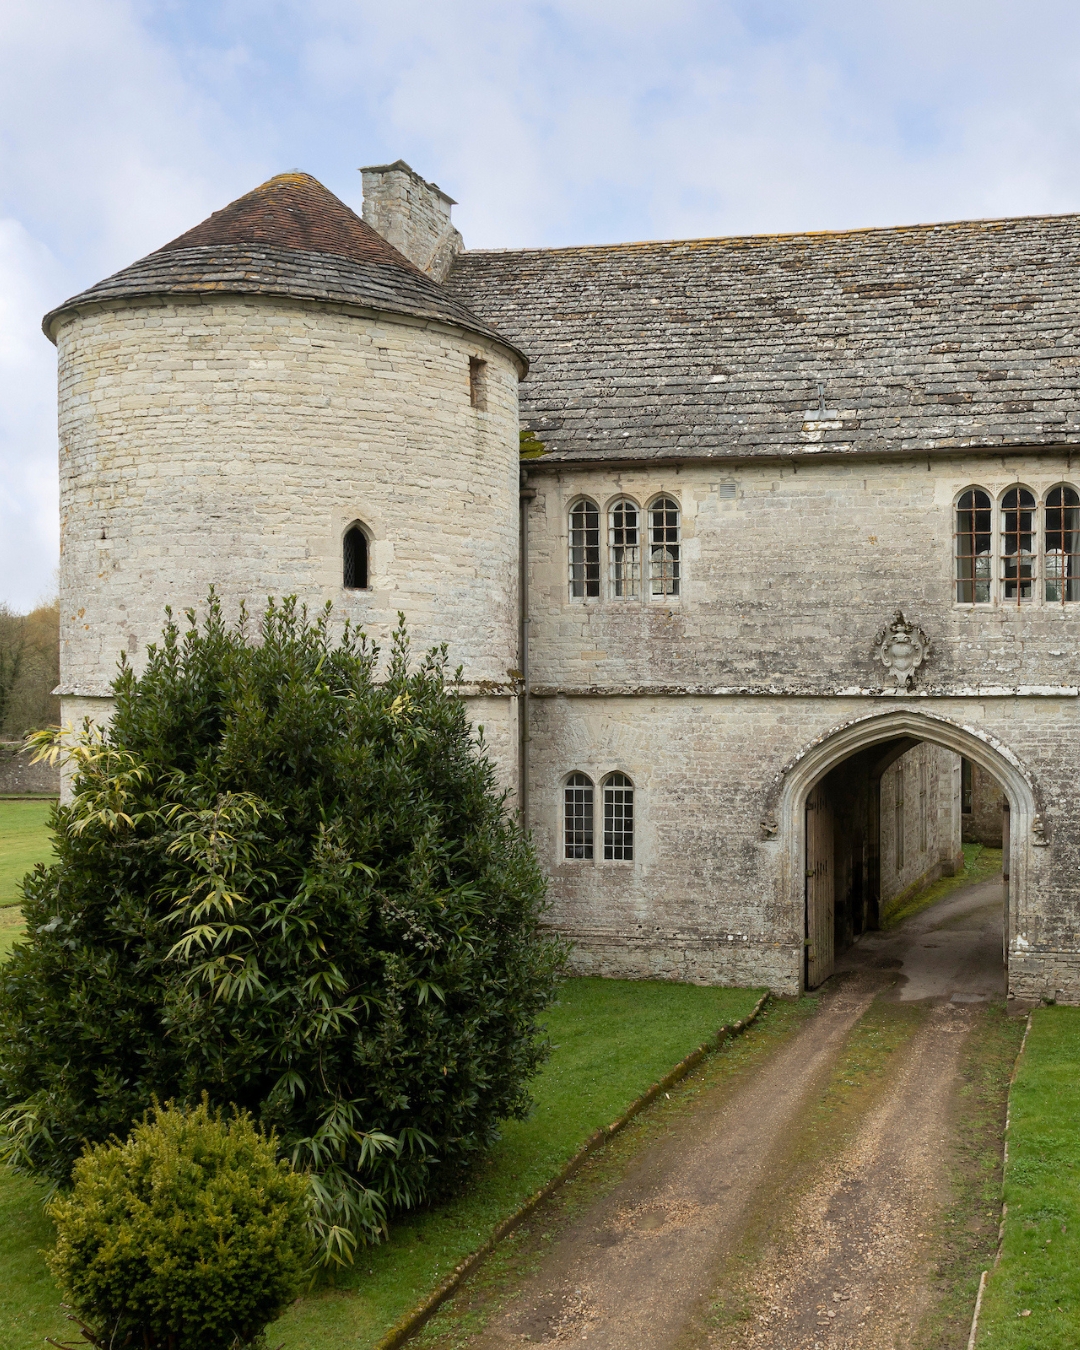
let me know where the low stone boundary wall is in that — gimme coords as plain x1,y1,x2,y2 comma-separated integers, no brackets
0,743,59,796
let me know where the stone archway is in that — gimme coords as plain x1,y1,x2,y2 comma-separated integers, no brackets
768,709,1042,994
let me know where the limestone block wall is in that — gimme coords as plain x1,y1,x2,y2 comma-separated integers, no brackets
528,691,1077,999
524,454,1080,693
0,744,60,796
54,294,521,701
963,759,1006,847
462,693,518,802
361,163,463,282
878,741,963,910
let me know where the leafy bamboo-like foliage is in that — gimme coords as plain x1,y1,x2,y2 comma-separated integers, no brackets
0,596,563,1262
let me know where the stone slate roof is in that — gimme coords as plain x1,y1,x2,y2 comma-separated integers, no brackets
44,173,522,362
445,214,1080,462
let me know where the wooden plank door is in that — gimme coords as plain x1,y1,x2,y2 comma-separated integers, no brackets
805,787,835,989
1002,799,1011,966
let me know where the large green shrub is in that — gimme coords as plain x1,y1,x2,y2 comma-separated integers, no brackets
47,1100,313,1350
0,597,563,1259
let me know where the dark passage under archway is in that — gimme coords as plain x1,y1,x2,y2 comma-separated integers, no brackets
805,736,1008,990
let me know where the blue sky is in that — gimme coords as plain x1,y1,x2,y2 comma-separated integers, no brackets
4,0,1080,608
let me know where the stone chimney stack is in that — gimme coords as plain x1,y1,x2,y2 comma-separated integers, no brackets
360,160,464,283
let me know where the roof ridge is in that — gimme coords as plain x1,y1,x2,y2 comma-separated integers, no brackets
457,208,1080,259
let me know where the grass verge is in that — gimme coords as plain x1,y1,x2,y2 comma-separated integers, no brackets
883,842,1003,930
0,799,54,908
977,1006,1080,1348
0,978,762,1350
914,1002,1024,1350
0,1172,59,1350
0,908,24,963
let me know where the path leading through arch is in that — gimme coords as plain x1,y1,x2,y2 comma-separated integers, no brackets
418,873,1029,1350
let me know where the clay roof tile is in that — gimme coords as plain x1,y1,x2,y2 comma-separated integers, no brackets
155,172,421,271
42,172,525,369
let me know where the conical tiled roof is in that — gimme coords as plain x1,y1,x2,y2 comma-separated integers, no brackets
43,172,524,365
154,172,420,268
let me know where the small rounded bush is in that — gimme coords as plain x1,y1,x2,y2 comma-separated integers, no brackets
46,1100,313,1350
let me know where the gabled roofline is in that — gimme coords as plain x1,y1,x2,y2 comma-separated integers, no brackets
458,208,1080,259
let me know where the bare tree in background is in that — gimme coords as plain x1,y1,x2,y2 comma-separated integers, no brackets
0,607,26,735
0,601,60,738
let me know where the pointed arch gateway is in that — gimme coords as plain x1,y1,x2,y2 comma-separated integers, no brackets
771,709,1040,992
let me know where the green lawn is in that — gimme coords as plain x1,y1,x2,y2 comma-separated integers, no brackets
0,977,763,1350
0,909,24,963
977,1006,1080,1347
0,799,55,908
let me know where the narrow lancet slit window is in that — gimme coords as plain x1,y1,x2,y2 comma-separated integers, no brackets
603,773,634,861
1001,487,1035,603
468,356,487,409
569,500,601,598
564,774,594,859
649,497,681,597
1045,485,1080,603
609,499,640,597
955,489,991,603
343,525,368,589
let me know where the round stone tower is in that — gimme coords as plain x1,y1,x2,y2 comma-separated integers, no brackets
43,171,527,788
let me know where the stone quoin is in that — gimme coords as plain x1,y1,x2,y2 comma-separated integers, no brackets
43,160,1080,1000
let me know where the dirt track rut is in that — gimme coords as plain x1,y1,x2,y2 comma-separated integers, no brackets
473,977,877,1349
428,877,1019,1350
705,1000,975,1349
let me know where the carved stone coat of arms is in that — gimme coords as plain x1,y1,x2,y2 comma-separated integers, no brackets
874,611,930,691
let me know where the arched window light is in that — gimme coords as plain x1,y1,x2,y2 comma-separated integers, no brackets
955,489,991,603
609,499,640,598
649,497,681,597
1001,487,1035,603
569,501,600,599
564,774,594,859
1045,485,1080,603
603,773,634,861
343,525,369,590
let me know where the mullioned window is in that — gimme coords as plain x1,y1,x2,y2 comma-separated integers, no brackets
955,485,1080,605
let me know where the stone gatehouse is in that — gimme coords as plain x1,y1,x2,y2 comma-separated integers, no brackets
43,161,1080,1000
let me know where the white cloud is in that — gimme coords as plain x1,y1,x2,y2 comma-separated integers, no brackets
275,0,1080,245
0,0,267,608
5,0,1080,603
0,220,63,610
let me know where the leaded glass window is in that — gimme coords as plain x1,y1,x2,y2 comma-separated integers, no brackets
609,499,640,598
569,501,601,599
1001,487,1036,603
955,489,991,604
1045,485,1080,603
564,774,594,859
649,497,680,597
343,525,368,589
603,773,634,861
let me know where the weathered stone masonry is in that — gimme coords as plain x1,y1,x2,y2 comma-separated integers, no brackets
46,173,526,800
448,213,1080,1002
43,162,1080,1002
